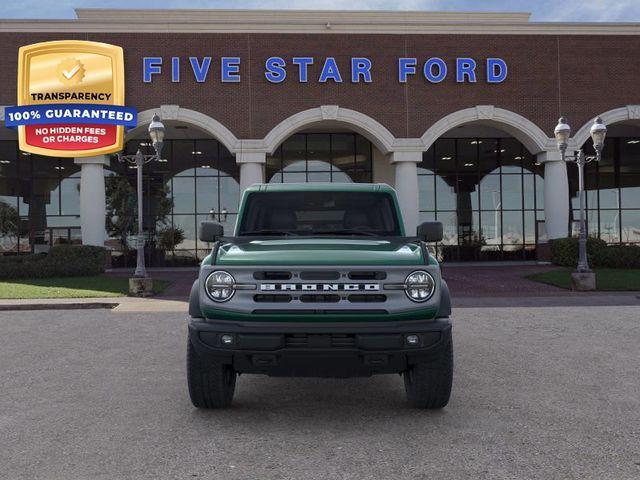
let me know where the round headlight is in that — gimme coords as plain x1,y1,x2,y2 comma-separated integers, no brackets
205,271,235,302
404,270,435,302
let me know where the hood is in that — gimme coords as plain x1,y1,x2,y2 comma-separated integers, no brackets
215,238,425,266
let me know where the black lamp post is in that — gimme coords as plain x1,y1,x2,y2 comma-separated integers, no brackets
554,116,607,282
117,113,165,279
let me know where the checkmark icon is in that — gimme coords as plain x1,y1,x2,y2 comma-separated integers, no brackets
62,64,80,79
57,59,85,85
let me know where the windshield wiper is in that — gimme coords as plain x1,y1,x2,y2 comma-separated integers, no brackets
314,229,380,237
240,229,300,236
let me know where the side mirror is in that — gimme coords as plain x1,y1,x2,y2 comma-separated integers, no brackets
198,221,224,242
416,221,443,242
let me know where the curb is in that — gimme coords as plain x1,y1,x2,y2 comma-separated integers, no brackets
0,302,119,312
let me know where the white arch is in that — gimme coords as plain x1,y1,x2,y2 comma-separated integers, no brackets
420,105,553,154
127,105,240,153
572,105,640,148
263,105,396,155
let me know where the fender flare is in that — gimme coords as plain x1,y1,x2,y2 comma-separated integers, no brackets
437,279,451,318
188,279,203,318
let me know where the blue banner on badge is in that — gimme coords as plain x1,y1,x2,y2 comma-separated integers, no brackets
5,104,137,128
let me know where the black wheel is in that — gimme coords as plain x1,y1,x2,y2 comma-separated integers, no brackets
187,337,236,408
404,339,453,409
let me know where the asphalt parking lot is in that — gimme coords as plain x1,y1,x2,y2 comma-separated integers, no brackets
1,306,639,480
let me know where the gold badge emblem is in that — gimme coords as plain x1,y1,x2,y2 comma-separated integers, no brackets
15,40,126,157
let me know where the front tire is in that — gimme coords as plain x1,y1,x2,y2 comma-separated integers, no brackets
404,339,453,409
187,337,237,408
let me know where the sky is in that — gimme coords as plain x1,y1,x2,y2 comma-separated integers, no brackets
0,0,639,22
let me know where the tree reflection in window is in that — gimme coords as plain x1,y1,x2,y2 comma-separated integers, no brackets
267,133,372,184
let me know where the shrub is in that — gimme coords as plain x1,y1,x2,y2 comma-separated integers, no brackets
593,244,640,268
550,237,607,267
157,226,185,252
550,237,640,268
0,245,106,279
163,253,199,267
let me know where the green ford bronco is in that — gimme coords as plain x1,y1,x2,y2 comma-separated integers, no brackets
187,183,453,409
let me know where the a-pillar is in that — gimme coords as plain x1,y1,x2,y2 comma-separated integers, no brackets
391,151,422,236
538,151,569,239
74,155,109,246
237,151,266,194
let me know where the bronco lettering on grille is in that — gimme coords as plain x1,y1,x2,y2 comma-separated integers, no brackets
260,283,380,291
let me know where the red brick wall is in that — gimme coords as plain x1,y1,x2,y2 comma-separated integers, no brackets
1,32,638,141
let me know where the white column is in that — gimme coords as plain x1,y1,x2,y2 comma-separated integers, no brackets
391,151,422,236
538,151,569,239
237,151,266,193
74,155,109,246
372,146,394,184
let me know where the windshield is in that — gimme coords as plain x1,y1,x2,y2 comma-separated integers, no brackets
238,191,402,237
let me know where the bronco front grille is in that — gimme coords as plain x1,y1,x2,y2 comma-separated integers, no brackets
251,269,390,306
212,265,435,314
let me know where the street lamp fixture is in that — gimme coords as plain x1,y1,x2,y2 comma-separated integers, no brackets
553,116,607,278
117,113,166,283
590,117,607,153
554,117,571,153
208,208,228,222
148,113,165,154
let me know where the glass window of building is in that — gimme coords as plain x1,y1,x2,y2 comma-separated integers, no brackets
105,138,239,267
418,137,544,261
569,136,640,245
0,145,82,253
267,133,373,184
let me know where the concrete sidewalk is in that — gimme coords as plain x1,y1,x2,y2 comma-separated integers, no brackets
0,296,188,313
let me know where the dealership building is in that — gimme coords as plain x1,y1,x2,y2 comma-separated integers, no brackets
0,9,639,264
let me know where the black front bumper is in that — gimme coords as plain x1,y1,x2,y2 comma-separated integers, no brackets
189,317,452,378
